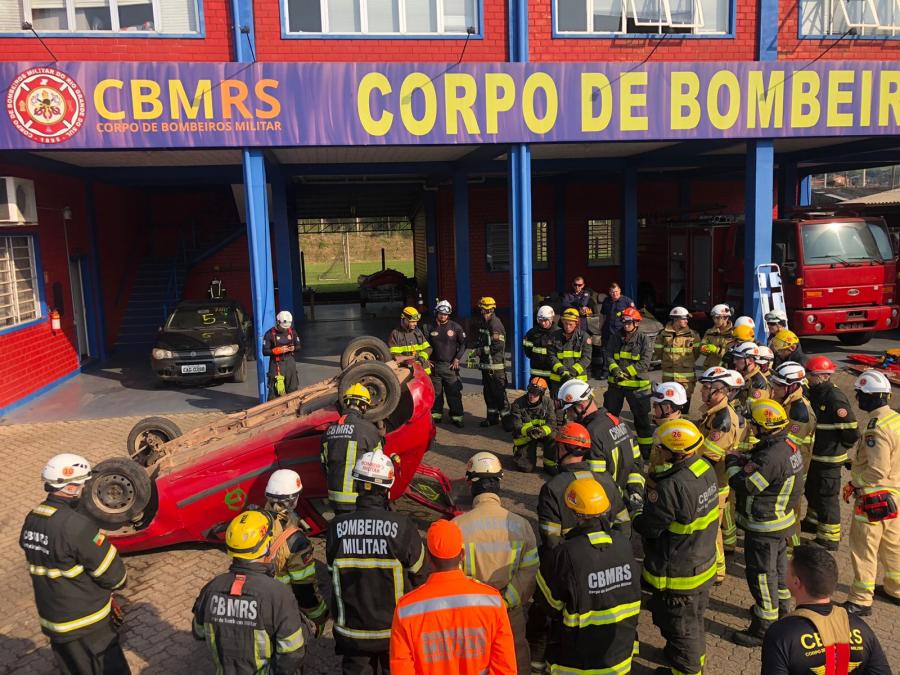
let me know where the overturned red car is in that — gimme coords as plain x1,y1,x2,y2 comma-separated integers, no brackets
83,337,453,554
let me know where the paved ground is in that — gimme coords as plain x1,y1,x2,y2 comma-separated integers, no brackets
1,376,898,674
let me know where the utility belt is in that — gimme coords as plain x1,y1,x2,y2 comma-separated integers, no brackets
855,489,899,523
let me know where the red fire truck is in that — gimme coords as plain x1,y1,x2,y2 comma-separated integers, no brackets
638,212,899,345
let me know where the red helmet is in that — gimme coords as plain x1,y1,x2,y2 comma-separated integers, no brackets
556,422,592,450
620,307,643,323
805,356,837,375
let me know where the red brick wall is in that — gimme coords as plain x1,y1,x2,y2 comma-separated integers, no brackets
778,2,900,60
530,0,757,61
1,0,232,61
254,0,507,61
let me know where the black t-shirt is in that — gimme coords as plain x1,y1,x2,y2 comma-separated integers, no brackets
760,603,892,675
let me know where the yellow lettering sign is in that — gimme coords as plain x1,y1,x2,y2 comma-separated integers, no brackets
581,73,613,132
484,73,516,134
620,72,648,132
670,72,701,130
357,72,393,137
444,73,480,135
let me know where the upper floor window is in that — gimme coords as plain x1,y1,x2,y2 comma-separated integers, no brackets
556,0,730,35
10,0,200,33
801,0,900,37
0,235,40,330
285,0,477,35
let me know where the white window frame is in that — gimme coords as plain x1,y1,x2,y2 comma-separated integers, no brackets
292,0,474,35
629,0,704,29
556,0,729,35
587,219,621,267
23,0,167,33
802,0,900,36
0,235,41,330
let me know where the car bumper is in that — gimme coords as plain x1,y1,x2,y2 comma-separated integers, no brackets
792,305,900,335
152,353,243,381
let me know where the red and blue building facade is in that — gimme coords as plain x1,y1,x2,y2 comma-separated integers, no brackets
0,0,898,412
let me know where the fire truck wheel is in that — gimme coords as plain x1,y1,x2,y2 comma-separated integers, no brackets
837,332,873,346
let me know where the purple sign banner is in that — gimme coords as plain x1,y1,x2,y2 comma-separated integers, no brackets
2,61,898,150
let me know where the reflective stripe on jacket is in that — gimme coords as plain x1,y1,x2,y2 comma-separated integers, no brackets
605,329,654,390
510,392,555,447
809,381,859,464
549,329,593,382
388,327,432,374
851,407,900,511
321,410,383,506
699,323,734,368
696,399,742,493
523,326,557,377
654,322,700,380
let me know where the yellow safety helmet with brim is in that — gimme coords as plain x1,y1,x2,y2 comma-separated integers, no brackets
226,510,274,560
749,398,790,431
401,306,421,321
343,383,372,406
732,325,756,342
564,477,611,517
771,329,799,351
478,297,497,311
653,419,704,454
561,308,580,322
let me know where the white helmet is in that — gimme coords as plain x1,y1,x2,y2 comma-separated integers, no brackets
276,310,293,329
734,316,755,329
352,451,396,488
764,310,787,325
669,306,690,319
536,305,555,321
770,361,806,387
652,381,688,407
722,370,746,388
557,379,593,409
731,341,760,359
435,300,452,315
265,469,303,501
711,304,732,318
42,453,92,489
465,451,503,481
699,366,732,385
854,370,892,395
754,345,775,365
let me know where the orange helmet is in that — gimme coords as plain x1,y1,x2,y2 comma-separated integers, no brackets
528,376,548,392
806,355,836,375
556,422,592,450
620,307,643,323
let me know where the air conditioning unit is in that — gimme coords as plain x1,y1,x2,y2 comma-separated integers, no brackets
0,177,38,225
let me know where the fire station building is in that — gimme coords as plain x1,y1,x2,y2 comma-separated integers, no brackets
0,0,898,412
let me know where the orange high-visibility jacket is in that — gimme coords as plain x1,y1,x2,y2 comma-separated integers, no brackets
390,569,516,675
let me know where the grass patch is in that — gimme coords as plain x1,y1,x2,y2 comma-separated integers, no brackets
305,260,415,294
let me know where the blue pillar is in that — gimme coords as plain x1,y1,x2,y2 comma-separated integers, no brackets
554,179,567,293
744,141,775,340
424,191,439,305
271,168,301,319
243,150,276,402
799,175,812,207
84,181,106,361
622,168,638,301
453,172,472,320
509,145,533,389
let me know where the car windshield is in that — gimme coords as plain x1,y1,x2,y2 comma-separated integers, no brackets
800,220,893,265
166,306,238,330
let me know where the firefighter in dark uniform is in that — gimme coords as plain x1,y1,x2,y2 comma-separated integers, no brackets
472,296,512,430
524,305,559,396
549,308,593,389
731,340,771,415
528,423,630,671
534,477,641,675
510,376,557,473
321,384,384,514
770,327,806,368
422,299,466,427
388,306,432,374
261,470,329,636
728,399,805,647
20,454,130,675
561,275,599,332
634,420,719,675
326,451,427,675
604,306,656,459
802,356,859,550
193,510,311,675
558,378,645,504
761,544,892,675
263,310,302,399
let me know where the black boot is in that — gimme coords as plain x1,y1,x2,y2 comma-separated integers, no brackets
842,601,872,617
480,417,499,427
731,616,771,647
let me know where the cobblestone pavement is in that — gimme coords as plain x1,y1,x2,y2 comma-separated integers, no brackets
1,374,898,674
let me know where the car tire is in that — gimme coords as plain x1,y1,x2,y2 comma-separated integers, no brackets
233,356,248,383
82,457,152,527
837,332,873,346
340,336,392,369
339,361,401,422
126,416,182,465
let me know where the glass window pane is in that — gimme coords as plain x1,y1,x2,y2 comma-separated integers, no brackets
154,0,199,33
74,0,112,30
443,0,471,31
592,0,623,30
534,221,549,270
800,0,824,33
587,219,620,266
558,0,587,30
31,7,69,30
289,0,323,31
328,0,361,32
669,0,694,25
118,1,154,30
406,0,437,32
631,0,665,24
486,223,510,272
697,0,728,32
0,1,25,32
367,0,399,31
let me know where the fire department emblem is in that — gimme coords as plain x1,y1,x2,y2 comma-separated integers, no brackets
6,67,86,144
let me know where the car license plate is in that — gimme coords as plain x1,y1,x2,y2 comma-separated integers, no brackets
181,364,207,374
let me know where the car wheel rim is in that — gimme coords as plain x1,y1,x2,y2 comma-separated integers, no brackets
348,349,378,366
92,474,136,514
360,376,387,408
137,431,167,454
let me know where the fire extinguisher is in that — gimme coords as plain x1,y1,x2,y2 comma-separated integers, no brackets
50,309,61,333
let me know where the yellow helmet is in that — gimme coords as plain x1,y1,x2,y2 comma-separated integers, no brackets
564,477,611,517
771,329,799,351
654,419,704,454
401,306,421,321
478,297,497,311
226,510,273,560
343,383,372,406
561,308,580,322
749,398,789,431
733,325,756,342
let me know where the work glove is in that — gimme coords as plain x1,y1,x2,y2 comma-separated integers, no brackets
700,344,717,355
527,426,545,439
842,482,859,504
559,370,572,384
111,595,124,629
272,345,293,356
627,491,644,515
